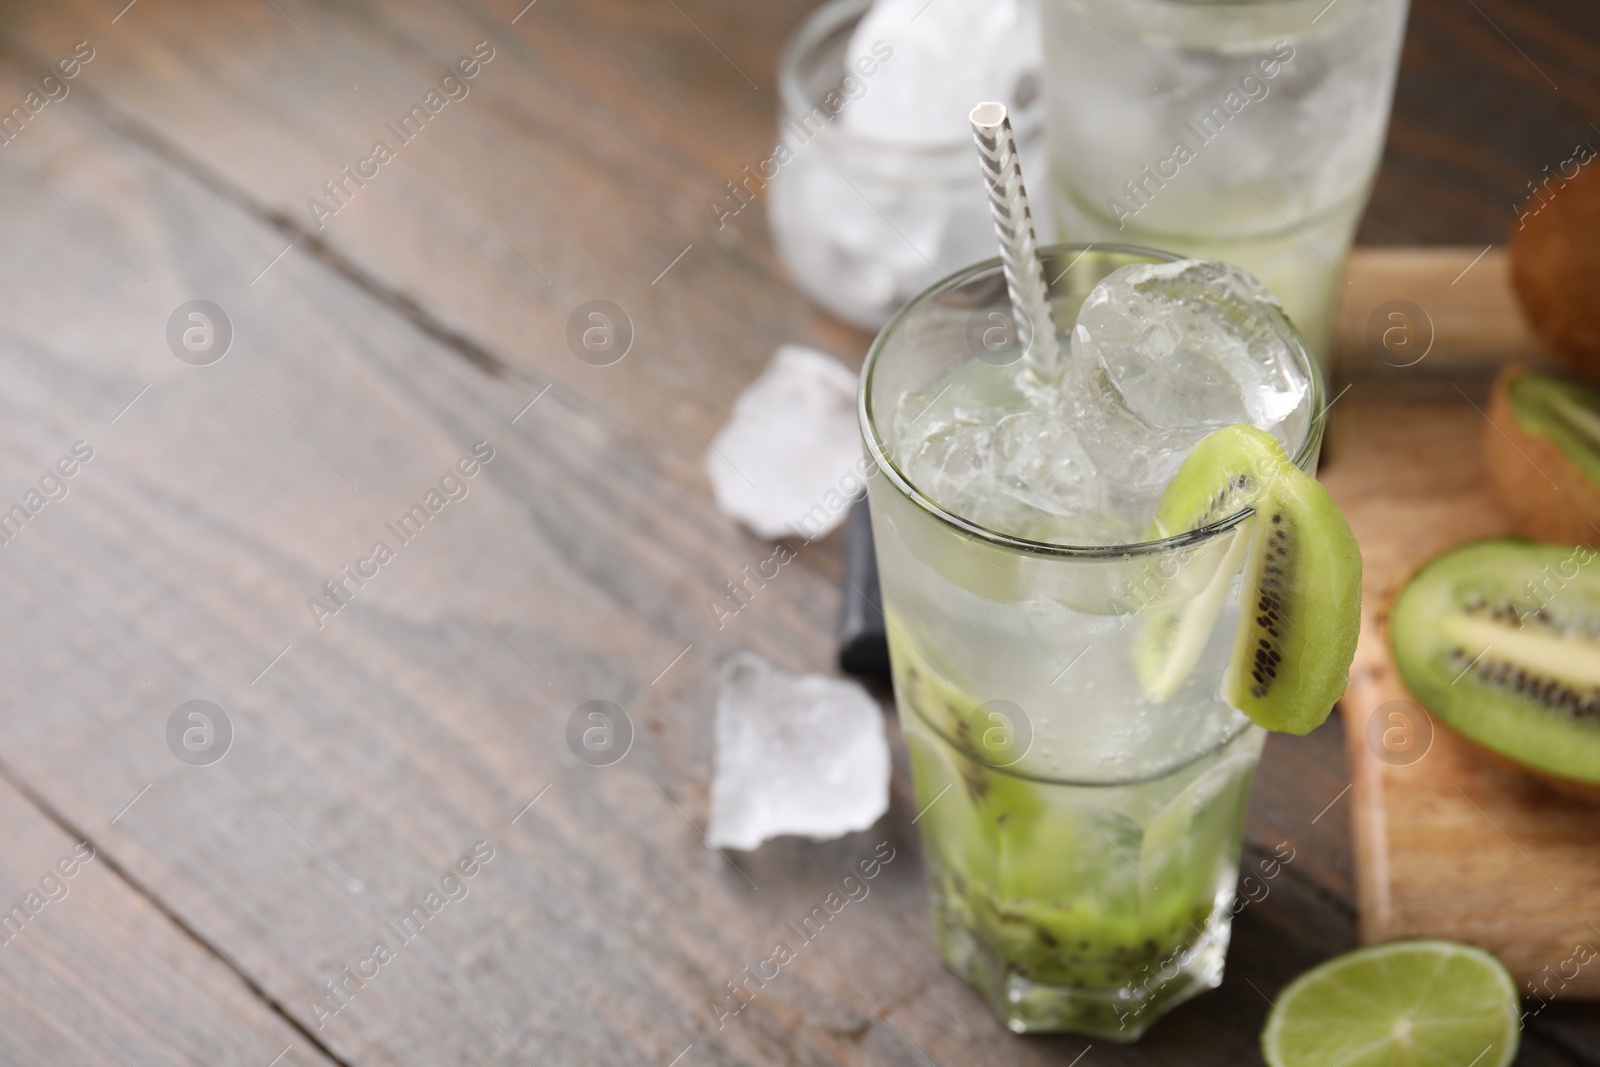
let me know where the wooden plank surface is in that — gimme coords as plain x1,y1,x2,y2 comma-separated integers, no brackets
0,772,338,1067
1334,247,1543,383
0,0,856,476
1362,0,1600,246
0,0,1593,1064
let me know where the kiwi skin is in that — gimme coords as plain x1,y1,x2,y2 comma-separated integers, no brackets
1509,158,1600,383
1484,364,1600,546
1387,537,1600,795
1228,465,1362,736
1142,424,1362,736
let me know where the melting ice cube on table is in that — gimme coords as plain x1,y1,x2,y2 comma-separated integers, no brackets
707,653,890,851
705,346,863,541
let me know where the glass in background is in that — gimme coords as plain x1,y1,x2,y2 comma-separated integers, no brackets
767,0,1048,329
1040,0,1410,357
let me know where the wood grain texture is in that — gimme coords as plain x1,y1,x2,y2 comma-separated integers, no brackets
0,0,851,484
0,772,337,1067
0,0,1592,1063
1335,247,1545,385
1361,0,1600,245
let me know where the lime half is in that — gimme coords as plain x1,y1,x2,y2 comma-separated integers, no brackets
1262,941,1519,1067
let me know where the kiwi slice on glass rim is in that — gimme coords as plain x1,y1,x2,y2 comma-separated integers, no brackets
1389,538,1600,793
1485,364,1600,545
1139,424,1363,735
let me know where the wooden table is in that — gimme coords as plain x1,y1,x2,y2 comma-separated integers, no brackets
0,1,1593,1064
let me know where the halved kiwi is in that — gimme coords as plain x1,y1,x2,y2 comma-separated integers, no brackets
1389,537,1600,791
1485,364,1600,545
1138,425,1363,735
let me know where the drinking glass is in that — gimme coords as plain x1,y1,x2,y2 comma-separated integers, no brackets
859,244,1323,1038
1039,0,1410,358
766,0,1048,329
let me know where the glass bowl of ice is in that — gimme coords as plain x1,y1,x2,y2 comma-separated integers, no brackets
764,0,1048,329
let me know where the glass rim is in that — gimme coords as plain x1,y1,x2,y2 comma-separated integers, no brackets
776,0,1044,160
858,242,1327,560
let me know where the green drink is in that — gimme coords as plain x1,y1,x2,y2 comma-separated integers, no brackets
895,628,1264,1037
860,247,1351,1038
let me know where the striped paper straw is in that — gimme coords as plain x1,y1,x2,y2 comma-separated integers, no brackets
970,100,1062,382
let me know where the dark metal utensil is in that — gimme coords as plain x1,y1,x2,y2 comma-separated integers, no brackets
837,497,889,679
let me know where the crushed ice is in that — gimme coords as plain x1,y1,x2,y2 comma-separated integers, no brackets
842,0,1042,145
766,0,1047,328
892,258,1314,543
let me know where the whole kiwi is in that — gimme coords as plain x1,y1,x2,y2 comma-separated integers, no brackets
1510,153,1600,384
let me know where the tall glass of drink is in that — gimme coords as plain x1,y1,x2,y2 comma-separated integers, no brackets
859,244,1327,1037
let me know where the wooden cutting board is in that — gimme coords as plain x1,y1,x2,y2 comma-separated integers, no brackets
1323,247,1600,999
